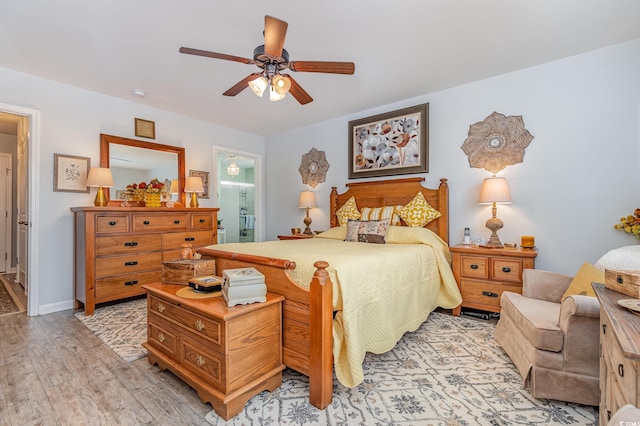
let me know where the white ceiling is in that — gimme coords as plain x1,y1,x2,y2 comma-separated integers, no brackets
1,1,640,136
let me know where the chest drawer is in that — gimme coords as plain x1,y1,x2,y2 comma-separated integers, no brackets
148,314,180,361
95,252,162,278
181,333,225,392
96,270,162,300
162,230,214,251
96,215,129,233
191,214,213,230
95,234,162,256
492,258,524,283
133,214,189,232
460,256,489,279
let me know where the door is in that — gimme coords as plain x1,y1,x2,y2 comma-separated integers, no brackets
16,116,29,293
0,153,12,273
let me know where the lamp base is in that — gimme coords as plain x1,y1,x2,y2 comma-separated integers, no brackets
94,186,107,207
302,214,313,235
189,192,199,208
485,216,504,248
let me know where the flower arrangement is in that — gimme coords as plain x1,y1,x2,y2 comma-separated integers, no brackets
614,208,640,240
124,178,167,200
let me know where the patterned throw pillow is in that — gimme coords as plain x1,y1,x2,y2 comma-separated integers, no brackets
398,192,442,227
345,218,391,244
335,196,360,226
360,205,404,226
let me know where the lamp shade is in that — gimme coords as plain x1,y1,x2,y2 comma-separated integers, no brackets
169,179,179,194
184,176,204,193
298,190,317,209
248,76,268,97
86,167,114,187
478,176,512,205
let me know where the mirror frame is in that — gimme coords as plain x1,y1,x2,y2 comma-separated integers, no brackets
100,134,186,206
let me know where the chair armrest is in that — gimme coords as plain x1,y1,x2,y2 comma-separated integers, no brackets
557,295,601,376
559,295,601,321
522,269,574,303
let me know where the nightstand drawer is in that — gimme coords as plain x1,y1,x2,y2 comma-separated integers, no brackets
460,256,489,279
460,279,521,308
148,316,179,360
492,258,523,283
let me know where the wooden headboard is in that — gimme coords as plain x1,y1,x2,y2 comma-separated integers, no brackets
329,177,449,244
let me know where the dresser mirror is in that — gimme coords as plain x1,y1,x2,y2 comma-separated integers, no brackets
100,134,186,206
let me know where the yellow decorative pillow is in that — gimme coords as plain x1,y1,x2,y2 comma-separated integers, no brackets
398,192,442,227
360,205,403,226
561,262,605,302
335,196,360,226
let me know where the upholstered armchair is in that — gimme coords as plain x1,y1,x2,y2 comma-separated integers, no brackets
494,269,601,406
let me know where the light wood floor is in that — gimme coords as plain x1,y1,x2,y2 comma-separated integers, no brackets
0,305,215,425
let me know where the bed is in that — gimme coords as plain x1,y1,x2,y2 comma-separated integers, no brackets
197,177,461,409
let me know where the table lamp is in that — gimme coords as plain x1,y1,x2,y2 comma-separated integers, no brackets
86,167,114,207
478,175,512,248
298,190,317,235
184,176,204,208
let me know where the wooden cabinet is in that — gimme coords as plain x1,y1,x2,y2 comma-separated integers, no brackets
594,283,640,424
142,283,285,420
71,207,218,315
450,244,537,316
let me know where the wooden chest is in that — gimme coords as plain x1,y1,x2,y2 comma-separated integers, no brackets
162,258,216,285
142,283,284,420
605,269,640,298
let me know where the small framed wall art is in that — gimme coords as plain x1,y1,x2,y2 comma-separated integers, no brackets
134,118,156,139
53,153,90,193
189,170,210,198
348,103,429,179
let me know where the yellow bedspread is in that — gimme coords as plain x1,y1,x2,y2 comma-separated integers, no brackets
207,226,461,387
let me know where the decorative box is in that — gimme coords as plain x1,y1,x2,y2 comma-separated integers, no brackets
222,267,265,287
162,258,216,285
605,269,640,298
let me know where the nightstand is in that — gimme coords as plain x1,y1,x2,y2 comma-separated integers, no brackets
277,234,315,240
450,244,537,316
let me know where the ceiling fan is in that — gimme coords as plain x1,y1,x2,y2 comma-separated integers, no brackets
179,15,355,105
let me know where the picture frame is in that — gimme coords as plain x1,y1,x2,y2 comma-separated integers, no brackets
189,170,210,199
348,103,429,179
134,118,156,139
53,153,91,193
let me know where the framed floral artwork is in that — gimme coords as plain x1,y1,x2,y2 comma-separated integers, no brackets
53,153,90,192
189,170,210,198
348,103,428,179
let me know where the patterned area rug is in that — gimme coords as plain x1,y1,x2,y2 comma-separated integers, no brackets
205,312,597,425
74,298,148,362
0,274,23,316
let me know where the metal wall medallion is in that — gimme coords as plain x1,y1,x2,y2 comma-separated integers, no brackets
461,112,534,174
299,148,330,188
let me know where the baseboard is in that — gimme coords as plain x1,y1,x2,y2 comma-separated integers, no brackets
38,299,75,315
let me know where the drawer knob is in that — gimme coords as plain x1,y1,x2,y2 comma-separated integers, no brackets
124,261,138,266
482,291,499,298
199,219,205,223
109,221,117,226
502,267,511,273
124,280,138,286
196,355,206,367
174,220,181,224
185,237,195,241
156,302,166,313
124,241,138,247
158,333,165,343
143,220,150,225
470,264,479,269
617,275,623,284
618,363,624,377
194,319,205,331
602,324,607,334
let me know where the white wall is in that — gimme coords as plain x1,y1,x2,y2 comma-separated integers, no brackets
0,67,265,314
265,38,640,275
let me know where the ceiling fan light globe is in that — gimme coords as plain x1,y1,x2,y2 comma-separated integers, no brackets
269,85,286,101
273,75,291,95
248,76,268,97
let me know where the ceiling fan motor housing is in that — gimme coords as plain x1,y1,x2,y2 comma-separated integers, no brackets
253,45,289,65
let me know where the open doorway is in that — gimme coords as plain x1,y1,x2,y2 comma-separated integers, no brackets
213,147,262,243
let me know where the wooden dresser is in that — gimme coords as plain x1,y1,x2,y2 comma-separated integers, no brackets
143,283,285,420
594,283,640,424
71,207,218,315
450,244,537,316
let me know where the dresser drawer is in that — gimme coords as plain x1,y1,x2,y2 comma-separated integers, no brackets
181,333,225,392
492,258,523,283
133,214,189,232
95,252,162,278
148,315,179,361
96,270,161,300
95,234,162,256
162,230,214,251
96,215,129,233
460,279,521,308
191,213,213,230
148,295,224,350
460,256,489,279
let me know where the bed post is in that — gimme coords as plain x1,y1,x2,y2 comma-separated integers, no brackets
309,261,333,409
329,187,338,228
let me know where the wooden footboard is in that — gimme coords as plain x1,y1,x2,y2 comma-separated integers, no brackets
196,247,333,409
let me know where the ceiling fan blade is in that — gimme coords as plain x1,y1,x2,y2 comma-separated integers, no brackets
264,15,288,59
283,74,313,105
288,61,355,75
223,73,261,97
179,47,253,65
